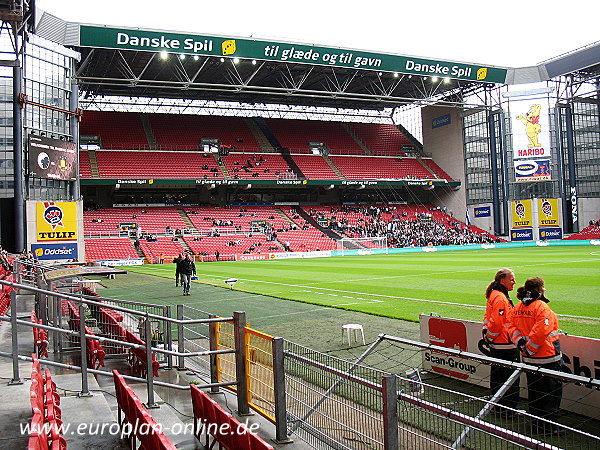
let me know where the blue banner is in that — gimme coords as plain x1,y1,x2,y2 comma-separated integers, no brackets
510,228,534,241
539,227,563,240
31,243,78,260
432,114,451,129
474,206,491,218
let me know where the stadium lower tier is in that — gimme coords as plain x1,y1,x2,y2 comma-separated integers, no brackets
82,204,503,262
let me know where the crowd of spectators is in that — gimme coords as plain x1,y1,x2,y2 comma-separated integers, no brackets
309,205,498,248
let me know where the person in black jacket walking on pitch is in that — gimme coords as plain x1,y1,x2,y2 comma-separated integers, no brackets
179,253,196,296
173,253,184,287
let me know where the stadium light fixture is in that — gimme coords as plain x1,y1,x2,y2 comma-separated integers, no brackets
233,57,240,64
160,51,168,60
431,76,439,82
220,57,225,62
252,60,257,65
193,55,199,61
444,77,450,83
179,54,186,60
394,72,399,77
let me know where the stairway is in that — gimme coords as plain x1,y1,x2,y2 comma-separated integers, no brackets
244,117,276,152
130,237,145,258
213,153,230,178
416,158,438,178
140,114,158,150
278,147,306,179
87,150,100,177
251,117,282,151
178,209,196,230
322,154,345,180
293,206,345,241
342,123,372,155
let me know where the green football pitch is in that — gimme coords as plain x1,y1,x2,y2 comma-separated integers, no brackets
110,245,600,339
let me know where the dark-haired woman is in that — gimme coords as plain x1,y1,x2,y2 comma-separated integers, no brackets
482,268,520,412
508,277,564,434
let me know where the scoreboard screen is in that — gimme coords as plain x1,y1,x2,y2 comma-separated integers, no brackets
28,135,77,181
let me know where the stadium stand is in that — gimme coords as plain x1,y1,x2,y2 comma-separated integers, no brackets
137,236,186,262
276,229,338,252
265,118,365,154
288,154,340,179
149,113,262,152
329,155,438,180
183,233,280,258
79,111,149,149
347,122,413,156
93,150,224,179
84,238,138,261
222,152,296,179
564,220,600,239
79,150,93,178
183,205,297,232
84,207,189,235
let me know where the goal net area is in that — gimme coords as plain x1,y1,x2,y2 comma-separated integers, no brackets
337,236,388,255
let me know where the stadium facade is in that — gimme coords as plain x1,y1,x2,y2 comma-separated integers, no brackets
0,3,599,254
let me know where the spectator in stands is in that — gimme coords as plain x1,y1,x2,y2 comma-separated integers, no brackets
508,277,564,435
0,246,11,271
481,268,520,414
173,253,184,287
179,253,196,296
215,250,220,261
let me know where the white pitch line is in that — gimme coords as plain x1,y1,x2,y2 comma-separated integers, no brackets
132,267,600,321
333,303,359,306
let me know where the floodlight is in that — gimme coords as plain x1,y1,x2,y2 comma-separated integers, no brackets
225,278,238,289
431,76,439,82
160,51,168,60
233,57,240,64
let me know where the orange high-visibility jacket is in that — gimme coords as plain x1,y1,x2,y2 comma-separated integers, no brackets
507,297,562,364
483,289,515,349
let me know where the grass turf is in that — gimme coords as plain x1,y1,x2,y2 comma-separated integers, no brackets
119,245,600,338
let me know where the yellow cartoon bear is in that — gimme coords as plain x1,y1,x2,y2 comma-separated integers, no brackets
516,104,542,147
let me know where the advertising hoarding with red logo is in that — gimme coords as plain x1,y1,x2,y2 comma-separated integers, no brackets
420,315,600,417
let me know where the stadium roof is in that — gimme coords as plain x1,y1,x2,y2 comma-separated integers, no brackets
34,14,510,111
35,13,600,112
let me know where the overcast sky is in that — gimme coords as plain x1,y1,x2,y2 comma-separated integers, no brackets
37,0,599,68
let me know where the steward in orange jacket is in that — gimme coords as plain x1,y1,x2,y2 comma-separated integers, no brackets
483,286,515,350
508,277,564,432
481,268,519,411
508,287,562,365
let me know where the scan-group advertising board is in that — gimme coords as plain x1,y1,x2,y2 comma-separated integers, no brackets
420,315,599,418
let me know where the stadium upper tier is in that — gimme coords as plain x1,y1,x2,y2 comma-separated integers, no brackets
78,111,455,182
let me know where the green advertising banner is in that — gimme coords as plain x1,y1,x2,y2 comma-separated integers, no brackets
79,25,508,83
81,177,460,187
